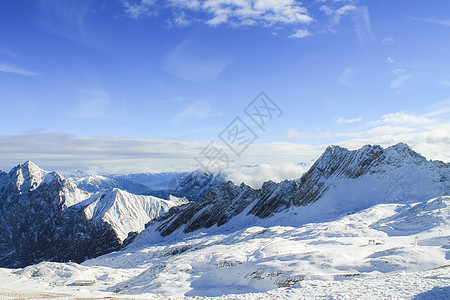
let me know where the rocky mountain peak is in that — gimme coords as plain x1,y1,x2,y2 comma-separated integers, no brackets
9,161,51,192
171,169,226,201
384,142,427,164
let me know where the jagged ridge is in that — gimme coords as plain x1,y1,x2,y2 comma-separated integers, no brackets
142,143,450,238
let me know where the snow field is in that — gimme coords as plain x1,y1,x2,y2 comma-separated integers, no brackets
1,196,447,299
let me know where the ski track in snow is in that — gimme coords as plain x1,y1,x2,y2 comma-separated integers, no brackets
1,196,449,299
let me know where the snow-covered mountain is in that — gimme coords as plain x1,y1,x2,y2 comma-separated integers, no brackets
0,162,185,268
140,143,450,238
80,189,187,241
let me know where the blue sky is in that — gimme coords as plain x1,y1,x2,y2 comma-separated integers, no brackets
0,0,449,185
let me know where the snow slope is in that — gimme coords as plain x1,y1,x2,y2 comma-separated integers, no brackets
80,189,188,241
1,196,448,299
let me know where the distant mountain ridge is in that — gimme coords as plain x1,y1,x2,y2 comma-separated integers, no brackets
113,172,189,191
69,171,222,202
70,174,150,195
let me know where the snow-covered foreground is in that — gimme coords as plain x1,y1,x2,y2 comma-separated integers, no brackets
1,197,449,299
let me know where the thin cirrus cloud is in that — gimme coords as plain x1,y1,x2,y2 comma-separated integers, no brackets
0,46,18,58
338,67,356,86
35,0,95,44
0,63,37,77
69,89,129,120
170,101,220,125
438,80,450,87
407,16,450,27
390,68,412,89
163,38,232,83
354,6,375,50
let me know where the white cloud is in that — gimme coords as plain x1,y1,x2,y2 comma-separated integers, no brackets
332,109,450,163
169,0,201,10
289,29,310,38
390,68,412,89
335,4,357,17
170,101,218,125
336,123,450,164
173,11,191,26
0,133,205,174
122,0,364,40
371,111,435,126
336,117,362,124
226,162,308,188
0,63,38,76
319,5,333,16
124,0,314,27
386,57,394,63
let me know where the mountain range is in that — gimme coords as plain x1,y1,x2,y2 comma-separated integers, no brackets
0,143,448,270
137,143,449,241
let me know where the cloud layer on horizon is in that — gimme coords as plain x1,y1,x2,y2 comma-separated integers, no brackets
1,107,449,188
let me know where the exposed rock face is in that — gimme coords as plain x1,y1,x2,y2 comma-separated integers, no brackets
144,143,450,237
156,182,257,236
0,162,185,268
170,170,226,202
